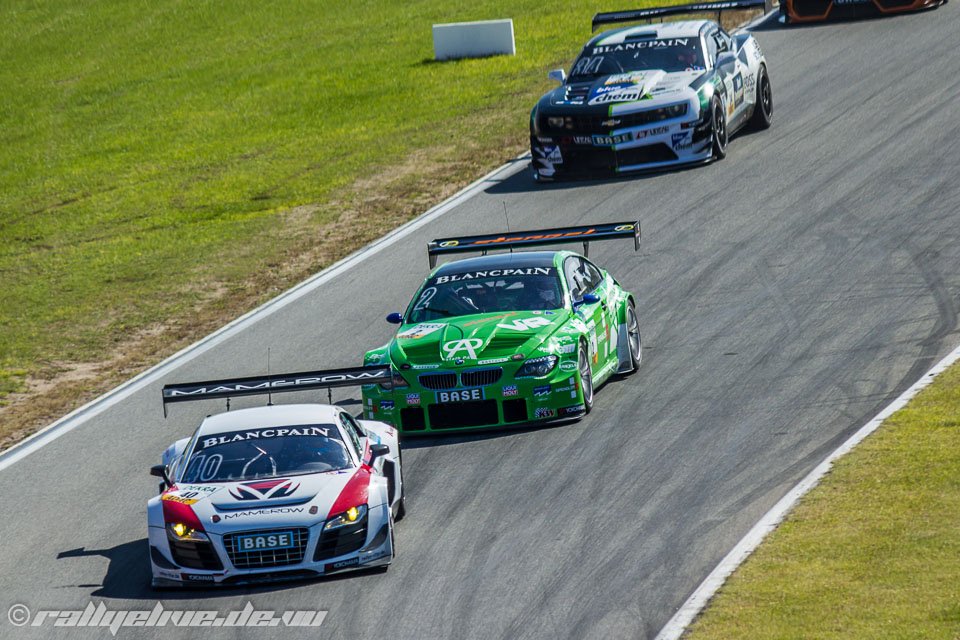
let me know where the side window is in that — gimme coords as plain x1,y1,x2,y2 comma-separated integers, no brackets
581,260,604,293
705,30,718,66
563,257,585,300
339,413,364,460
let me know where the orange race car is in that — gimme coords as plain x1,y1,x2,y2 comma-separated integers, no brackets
781,0,945,22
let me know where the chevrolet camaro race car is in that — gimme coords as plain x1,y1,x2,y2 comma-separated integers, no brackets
781,0,944,23
149,366,403,587
530,0,772,180
361,222,643,433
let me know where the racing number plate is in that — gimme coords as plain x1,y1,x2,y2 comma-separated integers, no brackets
436,388,484,403
235,531,295,552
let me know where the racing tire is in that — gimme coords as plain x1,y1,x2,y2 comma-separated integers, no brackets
749,65,772,131
578,341,594,414
625,302,642,374
711,96,728,161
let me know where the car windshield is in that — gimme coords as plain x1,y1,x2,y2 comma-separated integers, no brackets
406,267,564,323
569,36,706,79
181,424,353,483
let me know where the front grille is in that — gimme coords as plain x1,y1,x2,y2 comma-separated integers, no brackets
223,528,309,569
617,144,677,167
400,407,426,430
168,538,223,571
428,399,499,429
461,368,502,387
314,516,368,561
540,105,687,136
503,399,528,423
418,372,457,390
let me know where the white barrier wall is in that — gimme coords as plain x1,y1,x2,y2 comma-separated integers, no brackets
432,19,515,61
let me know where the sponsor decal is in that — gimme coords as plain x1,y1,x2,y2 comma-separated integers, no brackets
502,385,518,397
592,39,689,54
366,353,383,364
478,356,509,365
437,388,483,403
201,426,331,450
230,478,300,501
161,494,199,506
589,89,642,106
157,569,180,579
672,131,692,151
560,361,577,372
465,312,516,327
396,323,445,340
533,385,551,397
534,407,556,419
181,573,215,582
497,316,553,331
176,484,219,494
362,549,391,564
573,135,592,145
555,385,575,392
732,73,744,108
592,132,634,146
443,338,483,360
236,531,295,551
326,557,360,572
222,507,305,520
558,344,576,354
379,400,395,411
431,267,553,285
559,404,586,416
405,393,420,406
634,125,670,139
412,363,441,370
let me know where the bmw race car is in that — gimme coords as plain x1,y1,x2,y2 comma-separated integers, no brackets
361,222,643,433
782,0,944,22
149,366,404,587
530,0,772,180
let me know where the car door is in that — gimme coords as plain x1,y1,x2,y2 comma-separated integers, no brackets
564,256,611,370
712,28,747,124
580,258,619,369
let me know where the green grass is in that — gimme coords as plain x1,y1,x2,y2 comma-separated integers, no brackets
0,0,647,405
687,362,960,639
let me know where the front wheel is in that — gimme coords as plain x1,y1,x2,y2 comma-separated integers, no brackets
578,341,594,414
749,65,772,131
711,96,728,160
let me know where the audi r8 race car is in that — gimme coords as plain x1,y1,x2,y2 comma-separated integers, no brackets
530,0,772,180
361,222,643,433
149,366,403,587
781,0,944,22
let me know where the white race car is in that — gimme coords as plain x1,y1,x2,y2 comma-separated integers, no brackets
149,366,404,588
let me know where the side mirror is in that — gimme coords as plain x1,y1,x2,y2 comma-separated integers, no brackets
547,69,566,84
368,443,390,465
386,312,403,325
573,293,601,309
716,52,736,69
150,464,172,489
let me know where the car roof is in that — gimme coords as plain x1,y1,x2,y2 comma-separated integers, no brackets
198,403,344,436
431,250,566,277
588,19,711,48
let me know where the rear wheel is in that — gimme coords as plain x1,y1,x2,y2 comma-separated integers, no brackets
626,303,642,373
578,341,594,414
749,65,772,131
712,96,728,160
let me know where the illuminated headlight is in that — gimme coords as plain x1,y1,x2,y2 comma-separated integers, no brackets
166,523,209,542
324,504,368,530
515,355,558,378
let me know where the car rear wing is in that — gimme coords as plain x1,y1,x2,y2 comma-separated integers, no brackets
161,365,391,417
592,0,766,31
427,221,640,268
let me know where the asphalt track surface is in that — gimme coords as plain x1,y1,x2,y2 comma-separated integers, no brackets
3,7,960,639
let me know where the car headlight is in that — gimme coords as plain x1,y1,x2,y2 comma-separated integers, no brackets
664,103,688,118
166,522,209,542
324,504,368,530
515,355,558,378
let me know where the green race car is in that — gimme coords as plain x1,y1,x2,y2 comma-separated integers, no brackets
361,222,642,433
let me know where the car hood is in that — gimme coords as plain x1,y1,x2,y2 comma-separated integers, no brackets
542,69,703,111
161,468,370,533
390,310,567,368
